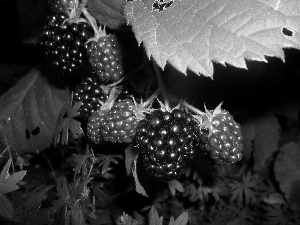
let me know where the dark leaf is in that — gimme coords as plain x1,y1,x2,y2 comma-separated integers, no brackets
15,185,54,225
275,142,300,208
120,212,138,225
55,100,83,145
132,156,148,197
87,0,127,30
149,206,163,225
167,179,184,196
124,144,138,175
169,211,188,225
96,154,122,174
0,62,69,155
0,195,13,219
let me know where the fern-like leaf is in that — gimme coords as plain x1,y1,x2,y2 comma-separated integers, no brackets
228,172,259,206
55,100,83,145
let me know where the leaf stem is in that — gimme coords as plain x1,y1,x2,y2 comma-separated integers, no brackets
81,8,99,37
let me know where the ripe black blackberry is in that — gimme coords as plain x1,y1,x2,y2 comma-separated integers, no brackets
42,13,93,75
135,109,198,181
73,76,108,120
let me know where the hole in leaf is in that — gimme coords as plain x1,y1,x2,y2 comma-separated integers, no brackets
282,27,293,37
25,129,30,140
152,0,174,12
31,127,40,136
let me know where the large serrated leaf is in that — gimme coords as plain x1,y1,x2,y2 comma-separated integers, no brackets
0,61,69,156
125,0,300,77
274,142,300,208
88,0,126,30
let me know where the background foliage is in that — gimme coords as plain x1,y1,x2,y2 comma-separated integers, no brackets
0,0,300,224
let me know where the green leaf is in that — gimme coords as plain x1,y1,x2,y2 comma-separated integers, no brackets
0,158,11,184
0,61,69,155
0,195,13,219
149,206,163,225
263,205,293,225
167,179,184,196
169,212,188,225
125,0,300,77
125,144,139,175
0,159,26,195
54,100,83,145
52,177,94,225
96,154,123,174
228,172,259,206
15,185,54,225
132,156,148,197
120,212,138,225
87,0,126,30
72,150,92,180
274,142,300,208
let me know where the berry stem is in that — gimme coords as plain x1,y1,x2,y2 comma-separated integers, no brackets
142,89,160,107
182,101,205,116
81,8,99,38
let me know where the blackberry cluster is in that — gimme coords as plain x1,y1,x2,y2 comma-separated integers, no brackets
204,111,243,164
86,34,124,82
101,99,139,143
73,76,107,120
136,109,198,180
42,13,93,75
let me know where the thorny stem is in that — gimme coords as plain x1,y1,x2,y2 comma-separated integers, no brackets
83,145,95,180
43,153,57,181
141,89,160,107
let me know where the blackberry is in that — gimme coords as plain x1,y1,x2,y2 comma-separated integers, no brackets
136,109,197,181
42,13,93,75
73,76,108,119
86,110,108,144
86,34,124,82
101,99,141,143
201,106,243,164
